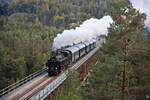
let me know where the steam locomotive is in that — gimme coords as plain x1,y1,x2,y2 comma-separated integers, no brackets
46,35,105,76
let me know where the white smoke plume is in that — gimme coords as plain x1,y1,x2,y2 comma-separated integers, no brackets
52,16,113,51
130,0,150,28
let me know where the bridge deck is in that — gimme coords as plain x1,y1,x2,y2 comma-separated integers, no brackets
0,44,101,100
0,72,47,100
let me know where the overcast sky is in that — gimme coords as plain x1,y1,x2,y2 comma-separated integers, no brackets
130,0,150,28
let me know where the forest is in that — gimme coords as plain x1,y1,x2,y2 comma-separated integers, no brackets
55,1,150,100
0,0,150,99
0,0,125,89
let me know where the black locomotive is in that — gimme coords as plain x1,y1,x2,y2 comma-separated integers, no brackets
46,50,71,76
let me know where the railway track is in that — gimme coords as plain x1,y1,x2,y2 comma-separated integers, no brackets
0,68,47,97
21,69,68,100
12,76,49,100
0,44,101,100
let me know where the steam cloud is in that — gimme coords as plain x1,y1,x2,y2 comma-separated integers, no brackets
130,0,150,27
52,16,113,51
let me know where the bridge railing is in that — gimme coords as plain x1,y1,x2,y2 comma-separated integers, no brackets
0,68,46,97
31,45,101,100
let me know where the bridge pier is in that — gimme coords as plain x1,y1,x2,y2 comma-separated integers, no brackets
78,56,94,82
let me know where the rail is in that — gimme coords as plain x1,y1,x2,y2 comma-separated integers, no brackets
0,44,102,100
31,45,101,100
0,68,46,97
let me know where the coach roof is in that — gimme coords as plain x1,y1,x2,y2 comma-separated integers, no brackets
74,43,85,49
65,46,79,53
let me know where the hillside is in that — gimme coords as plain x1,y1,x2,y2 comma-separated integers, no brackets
56,2,150,99
1,0,150,99
0,0,129,90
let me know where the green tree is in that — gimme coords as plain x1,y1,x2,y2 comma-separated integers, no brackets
52,16,65,28
56,70,81,100
81,2,146,100
0,48,26,89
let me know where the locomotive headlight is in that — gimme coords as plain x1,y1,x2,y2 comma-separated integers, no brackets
45,66,48,70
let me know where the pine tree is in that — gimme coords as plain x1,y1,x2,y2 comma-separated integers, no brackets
81,2,146,100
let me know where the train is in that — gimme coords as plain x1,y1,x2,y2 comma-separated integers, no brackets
46,35,106,76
